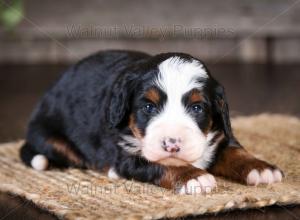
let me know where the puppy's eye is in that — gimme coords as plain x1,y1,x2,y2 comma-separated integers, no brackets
143,103,157,115
191,104,203,114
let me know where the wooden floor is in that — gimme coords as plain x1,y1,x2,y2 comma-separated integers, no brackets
0,63,299,220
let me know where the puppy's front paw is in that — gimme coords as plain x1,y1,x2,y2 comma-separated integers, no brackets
178,174,217,195
247,168,283,186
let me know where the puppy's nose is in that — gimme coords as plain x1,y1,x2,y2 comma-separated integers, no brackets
162,137,181,153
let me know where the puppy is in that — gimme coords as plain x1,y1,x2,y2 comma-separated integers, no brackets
20,50,283,194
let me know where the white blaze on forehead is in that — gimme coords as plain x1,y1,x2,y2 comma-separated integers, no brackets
153,56,208,122
155,56,208,95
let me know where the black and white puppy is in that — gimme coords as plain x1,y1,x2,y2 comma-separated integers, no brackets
20,50,283,194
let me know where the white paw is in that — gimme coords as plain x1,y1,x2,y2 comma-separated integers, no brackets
31,154,48,171
178,174,217,195
107,167,120,180
246,168,283,186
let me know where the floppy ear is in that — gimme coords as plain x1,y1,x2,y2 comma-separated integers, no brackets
108,73,136,128
214,84,240,147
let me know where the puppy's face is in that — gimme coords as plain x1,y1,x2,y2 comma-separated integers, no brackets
120,56,223,169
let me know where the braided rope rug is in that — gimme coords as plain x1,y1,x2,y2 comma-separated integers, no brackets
0,114,299,219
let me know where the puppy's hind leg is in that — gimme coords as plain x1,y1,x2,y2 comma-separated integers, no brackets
20,142,49,171
20,123,86,170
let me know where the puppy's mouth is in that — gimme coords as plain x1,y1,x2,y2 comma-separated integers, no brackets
150,151,202,167
156,157,189,166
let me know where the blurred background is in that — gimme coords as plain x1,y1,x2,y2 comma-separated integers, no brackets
0,0,299,142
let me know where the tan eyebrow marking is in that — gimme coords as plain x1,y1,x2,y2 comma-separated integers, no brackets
144,88,160,104
189,90,203,103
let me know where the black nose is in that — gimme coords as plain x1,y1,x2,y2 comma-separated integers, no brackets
162,137,181,153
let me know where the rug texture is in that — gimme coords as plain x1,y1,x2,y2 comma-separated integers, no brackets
0,114,299,219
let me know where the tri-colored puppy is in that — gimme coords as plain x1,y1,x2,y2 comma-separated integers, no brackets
20,50,283,194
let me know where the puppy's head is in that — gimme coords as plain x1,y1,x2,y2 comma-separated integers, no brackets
109,53,238,169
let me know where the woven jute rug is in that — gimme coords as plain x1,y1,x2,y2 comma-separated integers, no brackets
0,114,299,219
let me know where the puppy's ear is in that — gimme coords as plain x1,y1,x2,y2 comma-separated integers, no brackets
214,84,240,147
108,74,136,128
